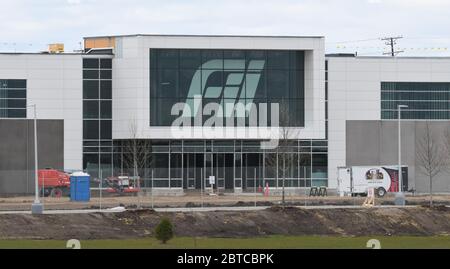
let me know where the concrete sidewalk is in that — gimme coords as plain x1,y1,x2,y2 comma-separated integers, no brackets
0,204,422,215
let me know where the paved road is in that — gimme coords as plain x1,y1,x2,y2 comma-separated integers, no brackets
0,204,421,214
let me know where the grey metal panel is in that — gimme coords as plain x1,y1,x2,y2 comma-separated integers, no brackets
346,120,450,193
346,121,380,165
0,119,64,195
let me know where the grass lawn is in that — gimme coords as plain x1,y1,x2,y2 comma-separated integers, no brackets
0,235,449,249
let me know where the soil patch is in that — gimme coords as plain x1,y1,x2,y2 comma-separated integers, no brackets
1,206,450,240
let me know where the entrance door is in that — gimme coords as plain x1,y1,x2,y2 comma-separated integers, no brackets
183,153,195,189
183,153,204,189
211,153,234,191
194,153,204,189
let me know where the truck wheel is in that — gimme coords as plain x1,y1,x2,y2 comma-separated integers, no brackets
41,188,50,197
376,188,386,197
51,188,63,198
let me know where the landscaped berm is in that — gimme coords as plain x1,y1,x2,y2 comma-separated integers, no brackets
0,206,450,248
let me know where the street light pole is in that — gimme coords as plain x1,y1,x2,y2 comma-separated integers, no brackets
29,104,43,214
396,104,408,205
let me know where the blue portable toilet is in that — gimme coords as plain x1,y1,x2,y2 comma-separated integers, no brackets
70,172,91,202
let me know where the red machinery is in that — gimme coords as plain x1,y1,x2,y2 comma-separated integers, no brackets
38,169,71,197
104,176,140,195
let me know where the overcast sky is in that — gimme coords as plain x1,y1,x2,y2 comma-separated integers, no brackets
0,0,449,56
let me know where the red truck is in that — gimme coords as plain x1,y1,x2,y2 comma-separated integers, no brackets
38,169,71,197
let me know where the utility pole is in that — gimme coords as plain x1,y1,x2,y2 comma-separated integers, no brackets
382,36,404,57
30,104,43,214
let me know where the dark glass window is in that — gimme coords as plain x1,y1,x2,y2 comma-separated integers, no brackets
83,153,99,178
312,154,328,179
100,80,112,99
100,70,112,80
0,79,26,118
179,50,201,69
381,82,450,120
157,69,178,97
267,70,289,98
6,99,26,108
83,57,112,176
83,80,99,99
1,90,26,98
153,153,170,178
100,59,112,69
157,49,179,69
83,120,99,139
83,70,99,79
83,59,99,69
0,109,26,118
0,79,26,89
149,49,305,127
83,100,99,119
100,120,112,139
180,69,201,98
202,50,223,68
100,101,112,119
267,50,290,69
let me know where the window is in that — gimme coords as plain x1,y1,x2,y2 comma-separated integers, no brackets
83,59,99,69
83,120,99,139
100,80,112,99
83,80,99,99
100,59,112,69
83,70,99,79
381,82,450,120
150,49,305,127
83,100,99,119
100,101,112,119
0,79,26,118
100,120,112,139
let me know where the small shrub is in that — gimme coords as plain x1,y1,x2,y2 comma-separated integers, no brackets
155,218,174,244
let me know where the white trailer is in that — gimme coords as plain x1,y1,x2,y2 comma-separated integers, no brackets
337,165,408,197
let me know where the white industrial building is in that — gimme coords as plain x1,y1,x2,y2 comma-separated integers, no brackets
0,34,449,194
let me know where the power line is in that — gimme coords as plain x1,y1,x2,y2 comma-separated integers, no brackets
326,38,380,44
381,36,403,56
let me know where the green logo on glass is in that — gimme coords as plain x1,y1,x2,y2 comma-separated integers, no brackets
183,59,265,117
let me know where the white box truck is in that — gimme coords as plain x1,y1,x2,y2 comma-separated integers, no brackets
337,165,408,197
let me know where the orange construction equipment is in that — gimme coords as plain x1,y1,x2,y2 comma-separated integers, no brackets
38,168,71,197
104,176,140,195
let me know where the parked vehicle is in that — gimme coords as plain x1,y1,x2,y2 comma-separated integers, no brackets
38,168,71,197
337,165,408,197
104,176,140,195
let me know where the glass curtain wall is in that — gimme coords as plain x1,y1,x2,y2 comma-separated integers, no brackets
82,58,113,181
381,82,450,119
0,79,26,118
150,49,305,127
112,139,328,189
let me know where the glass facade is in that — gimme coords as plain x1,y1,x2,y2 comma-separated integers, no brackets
381,82,450,119
82,58,113,180
0,79,26,118
113,139,328,189
150,49,305,127
77,52,329,190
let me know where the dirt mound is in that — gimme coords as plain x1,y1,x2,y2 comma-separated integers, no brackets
1,206,450,240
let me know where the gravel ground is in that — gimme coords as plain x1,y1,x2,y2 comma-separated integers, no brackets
0,193,449,211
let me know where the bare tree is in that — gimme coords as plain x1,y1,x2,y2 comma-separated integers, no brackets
265,100,297,206
122,118,152,207
416,122,446,207
442,127,450,192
